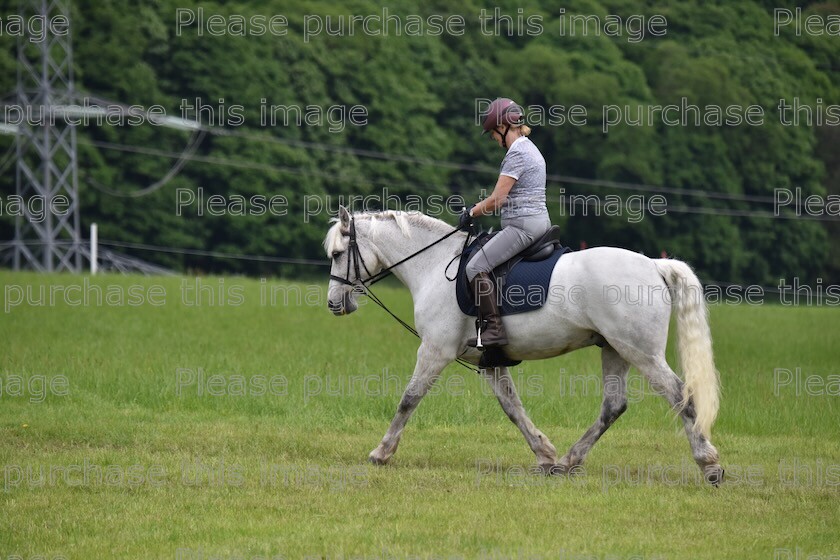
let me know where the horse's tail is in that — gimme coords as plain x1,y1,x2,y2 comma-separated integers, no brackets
653,258,720,439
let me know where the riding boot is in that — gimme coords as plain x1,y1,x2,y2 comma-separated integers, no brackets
467,272,508,348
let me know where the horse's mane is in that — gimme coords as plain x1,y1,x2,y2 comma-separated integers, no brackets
323,210,457,256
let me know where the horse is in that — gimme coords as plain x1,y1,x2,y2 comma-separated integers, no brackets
324,206,723,485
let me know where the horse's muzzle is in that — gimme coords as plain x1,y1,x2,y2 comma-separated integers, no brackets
328,291,357,316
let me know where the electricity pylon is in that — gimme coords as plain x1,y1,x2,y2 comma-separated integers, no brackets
13,0,81,272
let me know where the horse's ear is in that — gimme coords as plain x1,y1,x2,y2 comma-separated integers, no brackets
338,205,351,231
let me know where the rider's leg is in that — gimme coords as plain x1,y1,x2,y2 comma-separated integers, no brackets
465,214,550,347
467,271,508,347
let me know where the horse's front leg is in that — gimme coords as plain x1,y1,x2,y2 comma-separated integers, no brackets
369,342,451,465
481,366,559,472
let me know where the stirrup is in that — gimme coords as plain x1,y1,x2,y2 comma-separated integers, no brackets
468,318,493,348
467,325,508,349
474,318,486,349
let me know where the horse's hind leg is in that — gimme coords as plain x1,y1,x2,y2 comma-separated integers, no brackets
559,344,629,471
480,366,558,472
368,342,450,465
631,354,723,485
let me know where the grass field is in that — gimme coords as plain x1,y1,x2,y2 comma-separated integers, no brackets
1,271,838,559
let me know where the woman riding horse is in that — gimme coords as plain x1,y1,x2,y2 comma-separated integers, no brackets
460,97,552,348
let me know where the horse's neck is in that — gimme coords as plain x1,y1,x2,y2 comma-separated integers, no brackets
366,219,463,296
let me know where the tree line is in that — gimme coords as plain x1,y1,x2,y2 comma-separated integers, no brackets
0,0,838,286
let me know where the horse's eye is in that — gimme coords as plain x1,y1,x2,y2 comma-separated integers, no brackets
332,251,343,260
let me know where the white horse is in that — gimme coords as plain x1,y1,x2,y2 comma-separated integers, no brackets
325,207,723,485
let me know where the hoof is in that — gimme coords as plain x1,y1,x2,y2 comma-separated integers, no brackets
540,463,567,476
368,451,390,466
704,465,724,487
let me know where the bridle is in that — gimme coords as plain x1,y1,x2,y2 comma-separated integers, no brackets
329,217,372,288
328,213,478,372
329,215,465,288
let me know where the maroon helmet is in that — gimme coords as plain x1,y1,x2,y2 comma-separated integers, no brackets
481,98,525,134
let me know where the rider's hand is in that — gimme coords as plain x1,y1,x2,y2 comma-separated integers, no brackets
458,207,474,230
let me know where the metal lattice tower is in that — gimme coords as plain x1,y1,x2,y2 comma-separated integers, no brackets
13,0,81,272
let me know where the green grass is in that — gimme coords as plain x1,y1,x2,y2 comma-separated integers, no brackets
1,271,838,559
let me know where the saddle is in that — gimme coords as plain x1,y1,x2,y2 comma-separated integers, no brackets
486,225,563,275
455,226,572,318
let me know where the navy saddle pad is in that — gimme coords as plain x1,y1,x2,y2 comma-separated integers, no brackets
456,233,571,317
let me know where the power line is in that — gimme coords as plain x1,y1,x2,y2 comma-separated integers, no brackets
210,127,782,205
97,240,330,266
552,195,840,222
68,93,789,206
80,137,412,190
1,239,328,266
79,137,840,222
83,129,206,198
5,238,826,302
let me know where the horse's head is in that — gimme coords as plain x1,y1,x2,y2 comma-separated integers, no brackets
324,206,383,316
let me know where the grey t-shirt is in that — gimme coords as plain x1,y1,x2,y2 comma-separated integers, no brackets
499,136,547,220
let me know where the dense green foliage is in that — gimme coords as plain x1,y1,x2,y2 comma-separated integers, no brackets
0,1,838,284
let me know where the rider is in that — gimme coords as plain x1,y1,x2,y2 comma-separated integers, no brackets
460,98,551,348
